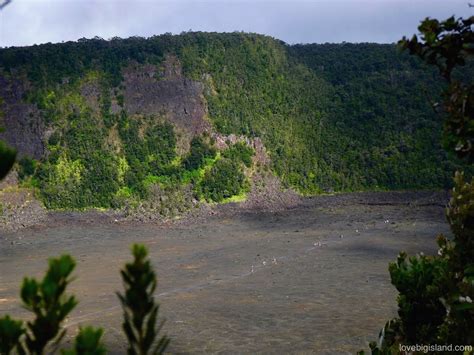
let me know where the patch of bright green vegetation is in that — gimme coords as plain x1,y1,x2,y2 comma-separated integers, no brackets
198,158,248,202
183,136,217,171
221,191,248,204
222,142,254,168
180,151,219,183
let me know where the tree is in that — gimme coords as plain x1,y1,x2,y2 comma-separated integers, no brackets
0,1,16,181
0,255,84,354
62,327,107,355
401,16,474,162
117,244,170,355
0,245,168,354
0,0,11,10
363,15,474,353
0,101,16,180
199,158,246,202
0,131,16,180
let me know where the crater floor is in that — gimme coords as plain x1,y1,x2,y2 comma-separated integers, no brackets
0,191,448,354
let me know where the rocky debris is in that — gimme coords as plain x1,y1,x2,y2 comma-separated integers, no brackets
0,170,18,190
241,171,302,212
251,138,270,166
166,169,303,224
0,188,47,232
303,190,450,210
123,183,197,223
0,167,303,232
0,73,45,159
0,186,450,234
47,209,124,228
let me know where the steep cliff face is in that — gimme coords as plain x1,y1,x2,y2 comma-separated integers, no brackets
0,74,44,159
122,57,211,140
0,55,211,159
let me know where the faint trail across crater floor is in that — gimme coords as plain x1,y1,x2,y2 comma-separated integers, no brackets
0,191,449,353
64,235,330,328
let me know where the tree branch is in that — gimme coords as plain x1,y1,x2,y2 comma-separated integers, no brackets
0,0,12,10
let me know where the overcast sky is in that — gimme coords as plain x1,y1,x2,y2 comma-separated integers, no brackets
0,0,473,47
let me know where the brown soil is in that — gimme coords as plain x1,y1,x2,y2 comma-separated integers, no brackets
0,191,449,354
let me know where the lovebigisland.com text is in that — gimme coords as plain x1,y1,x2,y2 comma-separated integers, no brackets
399,344,473,353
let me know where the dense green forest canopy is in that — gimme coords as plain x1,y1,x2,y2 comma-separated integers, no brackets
0,32,471,209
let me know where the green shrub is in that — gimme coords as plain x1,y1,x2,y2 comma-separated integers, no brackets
183,136,216,171
0,316,24,354
222,142,254,168
48,131,61,146
0,135,16,181
0,245,169,354
18,157,37,181
62,327,106,355
118,115,178,201
0,97,16,181
0,255,79,354
388,252,446,344
36,113,178,209
363,14,474,354
199,158,246,202
118,244,170,355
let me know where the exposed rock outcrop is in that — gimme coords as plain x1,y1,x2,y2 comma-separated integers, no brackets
0,74,44,159
80,80,101,113
122,56,211,141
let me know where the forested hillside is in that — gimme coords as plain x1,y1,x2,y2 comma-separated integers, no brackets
0,32,469,210
290,43,457,189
